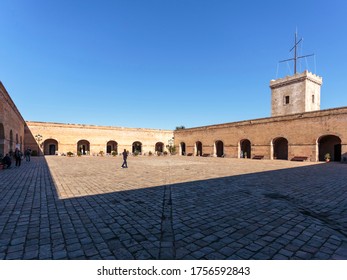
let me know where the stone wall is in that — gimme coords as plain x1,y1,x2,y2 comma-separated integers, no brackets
0,82,26,156
25,121,174,156
174,107,347,162
270,71,322,116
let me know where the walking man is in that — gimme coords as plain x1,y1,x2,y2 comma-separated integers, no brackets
25,148,32,162
121,149,128,168
14,148,22,167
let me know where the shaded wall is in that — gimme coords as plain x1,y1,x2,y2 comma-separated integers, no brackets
0,82,26,156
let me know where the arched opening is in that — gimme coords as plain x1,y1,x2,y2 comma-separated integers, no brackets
77,140,90,155
132,141,142,154
106,140,118,154
195,141,202,156
44,139,59,155
240,139,251,158
318,135,341,162
215,140,224,157
273,137,288,160
9,130,13,153
155,142,164,153
180,142,186,156
0,123,5,156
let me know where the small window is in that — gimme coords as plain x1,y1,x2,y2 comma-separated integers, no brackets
284,96,290,104
312,95,315,103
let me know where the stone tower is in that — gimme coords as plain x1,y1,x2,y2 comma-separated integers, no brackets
270,70,322,117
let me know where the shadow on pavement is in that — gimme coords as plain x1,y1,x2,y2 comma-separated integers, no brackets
0,157,347,260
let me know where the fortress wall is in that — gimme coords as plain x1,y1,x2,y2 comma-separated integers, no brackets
0,82,26,155
174,107,347,161
25,121,174,155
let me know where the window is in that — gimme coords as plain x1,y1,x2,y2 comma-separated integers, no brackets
284,95,290,105
312,95,315,103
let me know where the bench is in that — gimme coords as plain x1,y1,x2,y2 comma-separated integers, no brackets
291,156,308,162
186,153,193,156
202,153,210,157
252,155,264,160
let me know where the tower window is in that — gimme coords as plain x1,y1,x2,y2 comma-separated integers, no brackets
284,96,290,104
312,95,315,103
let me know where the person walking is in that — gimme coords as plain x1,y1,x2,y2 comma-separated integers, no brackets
121,149,128,168
25,148,32,162
14,148,22,167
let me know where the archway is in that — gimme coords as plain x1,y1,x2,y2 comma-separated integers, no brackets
155,142,164,153
106,140,118,154
215,140,224,157
132,141,142,154
77,140,90,155
240,139,251,158
180,142,186,155
0,123,4,156
318,135,341,161
44,139,59,155
273,137,288,160
195,141,202,156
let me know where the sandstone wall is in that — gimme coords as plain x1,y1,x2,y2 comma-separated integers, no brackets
25,121,174,156
174,107,347,162
0,82,26,156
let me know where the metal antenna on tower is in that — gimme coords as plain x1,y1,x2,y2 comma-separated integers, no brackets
279,31,314,74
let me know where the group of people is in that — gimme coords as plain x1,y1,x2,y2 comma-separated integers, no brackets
1,148,32,169
2,148,127,169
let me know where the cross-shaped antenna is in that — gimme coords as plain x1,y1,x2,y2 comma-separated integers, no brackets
279,32,314,74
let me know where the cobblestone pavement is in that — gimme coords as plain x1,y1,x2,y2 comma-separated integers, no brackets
1,155,347,260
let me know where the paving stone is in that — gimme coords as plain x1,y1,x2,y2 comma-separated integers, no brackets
235,248,254,259
1,156,347,260
52,250,68,259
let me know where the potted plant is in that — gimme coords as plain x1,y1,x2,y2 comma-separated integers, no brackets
324,153,331,162
67,151,73,157
77,151,82,157
111,150,117,157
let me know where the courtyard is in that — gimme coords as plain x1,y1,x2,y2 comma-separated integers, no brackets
0,155,347,259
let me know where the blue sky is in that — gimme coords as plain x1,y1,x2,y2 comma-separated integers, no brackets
1,0,347,130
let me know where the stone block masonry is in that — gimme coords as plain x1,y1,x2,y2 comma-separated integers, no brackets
0,82,26,156
25,121,173,156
